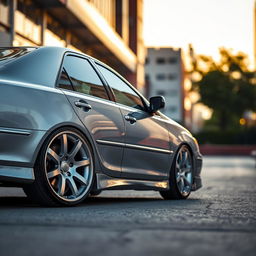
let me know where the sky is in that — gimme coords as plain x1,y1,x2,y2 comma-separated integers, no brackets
143,0,255,67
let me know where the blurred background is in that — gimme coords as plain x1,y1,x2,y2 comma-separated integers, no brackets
0,0,255,155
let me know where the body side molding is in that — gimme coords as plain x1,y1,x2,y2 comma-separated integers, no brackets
96,139,173,154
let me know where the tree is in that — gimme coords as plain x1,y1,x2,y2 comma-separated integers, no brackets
191,48,256,130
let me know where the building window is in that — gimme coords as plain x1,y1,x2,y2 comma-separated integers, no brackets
88,0,116,28
145,57,149,64
168,74,177,80
15,0,41,45
169,106,177,112
156,74,166,80
169,89,178,96
156,90,165,96
0,0,9,26
145,74,150,81
169,57,177,64
156,57,165,64
45,15,66,47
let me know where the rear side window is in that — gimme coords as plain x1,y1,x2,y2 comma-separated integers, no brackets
58,68,73,91
62,55,109,100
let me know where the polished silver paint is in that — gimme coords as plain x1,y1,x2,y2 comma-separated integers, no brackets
62,89,125,177
0,46,202,194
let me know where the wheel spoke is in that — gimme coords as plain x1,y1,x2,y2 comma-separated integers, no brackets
181,151,187,167
70,140,82,158
183,175,191,186
176,174,181,183
58,176,66,196
176,160,181,170
74,159,90,168
47,169,61,179
47,148,60,163
45,131,93,202
67,177,78,195
179,177,185,191
184,166,191,173
74,172,88,185
50,178,58,187
61,134,68,155
178,151,182,164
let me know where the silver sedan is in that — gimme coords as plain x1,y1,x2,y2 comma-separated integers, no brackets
0,47,202,206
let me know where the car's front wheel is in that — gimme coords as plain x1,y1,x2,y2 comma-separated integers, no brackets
160,145,193,200
23,128,94,206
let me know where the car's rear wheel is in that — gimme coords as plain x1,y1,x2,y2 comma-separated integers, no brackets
23,128,94,206
160,145,193,200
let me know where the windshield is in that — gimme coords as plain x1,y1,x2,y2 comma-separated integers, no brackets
0,47,36,66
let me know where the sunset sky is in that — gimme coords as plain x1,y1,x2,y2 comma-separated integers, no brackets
144,0,254,67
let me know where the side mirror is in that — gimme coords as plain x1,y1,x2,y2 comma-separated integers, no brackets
149,96,165,113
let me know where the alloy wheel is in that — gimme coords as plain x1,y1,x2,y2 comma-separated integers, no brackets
175,146,193,197
44,131,93,202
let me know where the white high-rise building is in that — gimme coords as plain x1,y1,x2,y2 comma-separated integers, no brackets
145,47,184,123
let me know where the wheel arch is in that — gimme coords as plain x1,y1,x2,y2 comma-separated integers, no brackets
31,122,102,174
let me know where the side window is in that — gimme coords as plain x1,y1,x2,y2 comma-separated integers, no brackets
96,64,145,110
63,55,109,100
58,69,73,91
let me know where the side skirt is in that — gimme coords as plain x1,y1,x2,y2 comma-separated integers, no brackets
0,165,35,184
96,173,169,191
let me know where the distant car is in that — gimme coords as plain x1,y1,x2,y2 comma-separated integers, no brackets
0,47,202,206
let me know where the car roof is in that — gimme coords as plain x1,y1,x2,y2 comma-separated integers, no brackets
0,46,142,100
0,46,105,88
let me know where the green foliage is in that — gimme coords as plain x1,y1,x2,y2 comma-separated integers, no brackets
191,48,256,130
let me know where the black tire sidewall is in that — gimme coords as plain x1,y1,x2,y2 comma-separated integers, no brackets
35,127,95,206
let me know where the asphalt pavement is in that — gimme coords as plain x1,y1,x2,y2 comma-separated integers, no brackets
0,156,255,256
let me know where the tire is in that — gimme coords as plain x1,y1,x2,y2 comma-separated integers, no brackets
23,127,94,206
160,145,193,200
89,191,101,196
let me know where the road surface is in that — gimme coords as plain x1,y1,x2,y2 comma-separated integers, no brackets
0,156,255,256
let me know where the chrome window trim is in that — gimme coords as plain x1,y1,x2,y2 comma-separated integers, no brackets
61,89,118,107
0,79,63,94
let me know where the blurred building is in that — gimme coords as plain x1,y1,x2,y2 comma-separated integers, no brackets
145,47,186,124
254,0,256,69
0,0,145,91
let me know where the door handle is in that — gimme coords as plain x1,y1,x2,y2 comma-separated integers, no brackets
74,101,92,111
124,115,137,124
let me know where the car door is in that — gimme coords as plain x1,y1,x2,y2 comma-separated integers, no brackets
58,54,125,177
96,63,172,181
